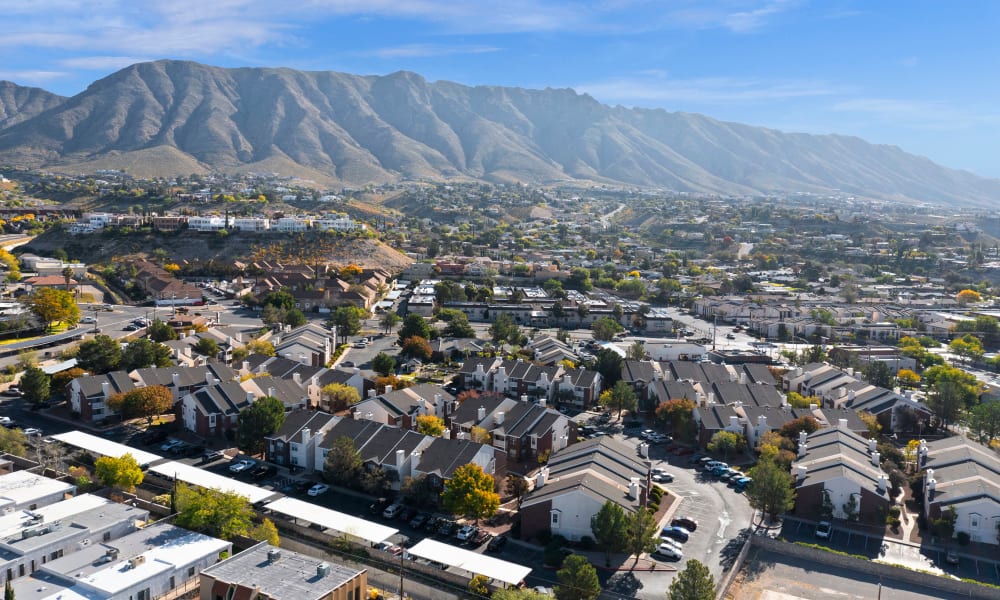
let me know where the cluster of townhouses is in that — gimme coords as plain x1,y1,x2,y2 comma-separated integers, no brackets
68,212,364,234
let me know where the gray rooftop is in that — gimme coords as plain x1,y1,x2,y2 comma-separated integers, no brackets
201,542,364,598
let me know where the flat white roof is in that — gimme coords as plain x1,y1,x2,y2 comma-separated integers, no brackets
149,461,276,504
407,538,531,586
0,493,109,538
50,431,162,466
265,497,396,545
0,471,75,508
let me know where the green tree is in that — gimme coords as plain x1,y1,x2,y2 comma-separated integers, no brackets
372,352,396,377
19,366,50,406
965,401,1000,443
26,287,80,331
440,310,476,338
121,338,172,370
328,306,365,345
949,334,985,364
863,360,894,388
489,312,522,346
599,380,638,419
148,319,178,342
416,414,446,437
591,317,623,341
0,428,27,457
106,385,174,426
746,458,796,522
554,554,601,600
440,463,500,525
928,380,970,427
94,453,144,492
625,340,646,360
625,507,660,569
237,396,286,455
668,559,716,600
262,290,296,311
707,431,745,461
193,337,220,358
323,436,363,486
284,308,307,328
321,383,361,412
174,483,255,540
380,311,402,335
468,574,490,597
592,348,623,387
248,518,281,546
398,313,432,342
76,335,122,373
590,500,627,564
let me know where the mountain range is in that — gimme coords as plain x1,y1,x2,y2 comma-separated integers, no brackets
0,59,997,206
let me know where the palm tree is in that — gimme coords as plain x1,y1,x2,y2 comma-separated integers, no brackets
61,266,75,295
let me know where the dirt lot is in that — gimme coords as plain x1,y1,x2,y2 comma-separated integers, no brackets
726,548,972,600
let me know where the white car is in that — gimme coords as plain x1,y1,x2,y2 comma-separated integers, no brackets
815,521,832,539
160,439,184,452
228,459,255,473
652,543,683,560
22,428,42,437
456,525,476,541
80,316,97,324
307,483,329,496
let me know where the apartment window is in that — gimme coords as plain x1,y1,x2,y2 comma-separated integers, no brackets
970,514,981,529
103,531,112,541
169,576,175,589
188,566,196,577
18,565,24,577
551,512,559,525
137,589,150,600
209,414,216,427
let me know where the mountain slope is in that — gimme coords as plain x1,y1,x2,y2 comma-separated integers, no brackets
0,82,66,129
0,59,997,206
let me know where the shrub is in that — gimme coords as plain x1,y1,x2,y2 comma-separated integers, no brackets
535,529,552,546
888,506,901,518
543,543,567,566
957,531,971,546
886,516,901,528
579,536,595,550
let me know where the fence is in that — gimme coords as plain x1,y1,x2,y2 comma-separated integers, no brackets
714,532,753,600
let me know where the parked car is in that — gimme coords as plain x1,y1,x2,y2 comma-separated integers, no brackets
437,520,458,537
945,549,960,565
409,513,429,529
201,449,225,463
229,459,255,473
22,428,42,437
0,417,14,428
815,521,832,539
250,464,276,480
661,526,690,543
307,483,330,496
733,477,752,491
719,468,741,481
456,525,477,542
1,387,21,397
369,497,391,515
652,543,683,560
382,503,404,519
160,439,184,452
472,529,492,545
726,333,736,340
399,507,418,522
652,472,674,484
486,535,508,552
671,517,698,532
141,429,169,445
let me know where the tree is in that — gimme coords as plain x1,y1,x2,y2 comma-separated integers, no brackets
966,401,1000,443
441,310,476,338
440,463,500,524
106,385,174,425
590,501,627,564
493,589,551,600
707,431,745,461
321,382,360,412
489,312,522,346
599,380,637,419
842,493,860,522
468,574,490,597
746,458,796,522
5,578,12,600
897,368,921,389
956,289,982,305
857,411,882,438
625,340,646,360
416,414,445,437
470,425,490,444
593,348,623,387
262,290,296,311
323,436,362,485
94,453,144,492
656,398,696,440
76,335,122,373
950,334,985,364
121,338,172,370
372,352,396,377
174,483,255,540
26,288,80,331
505,473,529,508
400,336,432,361
327,306,365,345
148,319,178,342
554,554,601,600
237,396,286,455
284,308,307,328
668,559,716,600
928,380,969,427
20,366,50,406
193,337,220,358
380,311,402,335
398,313,431,343
863,360,894,388
0,428,27,457
625,507,660,569
591,317,622,341
248,517,281,546
361,466,392,496
778,416,820,441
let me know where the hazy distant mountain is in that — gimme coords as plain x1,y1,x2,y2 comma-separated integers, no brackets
0,59,997,206
0,82,65,130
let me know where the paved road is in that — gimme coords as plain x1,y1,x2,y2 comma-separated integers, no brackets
736,548,975,600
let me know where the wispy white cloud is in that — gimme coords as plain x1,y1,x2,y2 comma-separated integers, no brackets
833,98,1000,131
58,56,154,70
360,44,501,59
665,0,802,33
578,72,841,105
0,70,68,84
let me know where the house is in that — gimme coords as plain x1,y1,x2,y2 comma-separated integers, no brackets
265,410,338,470
520,437,650,542
131,364,239,402
12,521,230,600
491,360,563,402
791,423,890,525
555,369,601,410
411,437,501,495
273,323,336,367
837,384,933,434
621,360,663,411
308,367,370,410
352,384,455,430
242,375,310,410
458,357,501,390
199,542,366,600
693,404,744,447
486,398,575,463
66,371,137,423
920,437,1000,546
181,381,253,439
0,494,148,585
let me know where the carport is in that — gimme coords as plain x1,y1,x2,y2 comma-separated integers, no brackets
265,496,397,545
149,461,277,504
407,538,532,587
51,431,162,467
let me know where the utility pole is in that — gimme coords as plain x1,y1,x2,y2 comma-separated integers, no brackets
398,547,405,600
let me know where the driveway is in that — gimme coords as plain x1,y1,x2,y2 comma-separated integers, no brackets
603,432,756,599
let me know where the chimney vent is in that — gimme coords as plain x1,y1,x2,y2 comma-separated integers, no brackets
267,548,281,563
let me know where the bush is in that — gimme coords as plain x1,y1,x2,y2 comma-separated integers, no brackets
649,502,660,512
888,506,901,518
886,516,901,528
957,531,971,546
579,536,595,550
543,543,567,566
535,529,552,546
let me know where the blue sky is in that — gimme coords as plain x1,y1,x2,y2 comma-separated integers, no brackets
2,0,998,177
